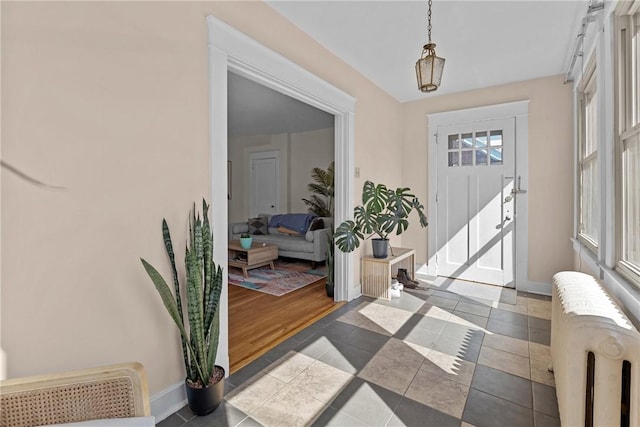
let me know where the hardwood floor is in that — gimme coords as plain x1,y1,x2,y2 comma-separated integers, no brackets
228,276,344,373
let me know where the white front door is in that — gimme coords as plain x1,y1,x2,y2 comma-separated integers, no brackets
436,118,516,287
249,151,279,217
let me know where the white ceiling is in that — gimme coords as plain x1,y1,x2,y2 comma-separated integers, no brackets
266,0,588,102
229,1,589,136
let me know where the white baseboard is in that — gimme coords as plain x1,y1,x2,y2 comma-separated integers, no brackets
517,280,552,296
150,381,186,423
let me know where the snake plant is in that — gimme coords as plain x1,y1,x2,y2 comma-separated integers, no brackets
141,200,223,386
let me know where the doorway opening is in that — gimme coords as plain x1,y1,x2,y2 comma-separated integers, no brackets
227,72,342,372
209,16,356,374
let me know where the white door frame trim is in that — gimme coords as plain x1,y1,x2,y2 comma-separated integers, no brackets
426,100,530,289
207,16,356,374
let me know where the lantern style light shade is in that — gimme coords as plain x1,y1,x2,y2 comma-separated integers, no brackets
416,43,445,92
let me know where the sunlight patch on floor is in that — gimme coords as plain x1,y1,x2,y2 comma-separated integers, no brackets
356,303,413,335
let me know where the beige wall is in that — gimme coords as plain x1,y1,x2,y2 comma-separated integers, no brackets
1,1,402,395
289,128,334,214
228,128,333,222
401,75,575,284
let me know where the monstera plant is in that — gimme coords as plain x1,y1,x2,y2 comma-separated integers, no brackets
334,181,428,258
140,200,225,416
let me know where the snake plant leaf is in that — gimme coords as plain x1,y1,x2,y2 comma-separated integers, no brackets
206,306,220,381
140,258,203,381
334,220,363,253
186,246,208,384
161,219,191,379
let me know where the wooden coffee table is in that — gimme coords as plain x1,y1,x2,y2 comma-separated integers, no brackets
228,240,278,278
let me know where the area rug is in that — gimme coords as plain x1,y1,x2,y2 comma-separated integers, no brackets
228,260,326,296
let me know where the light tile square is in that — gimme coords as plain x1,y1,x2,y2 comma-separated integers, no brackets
420,348,476,386
288,360,353,403
251,384,327,427
482,332,529,358
358,353,420,395
264,351,316,383
405,369,469,418
478,346,531,379
226,372,287,414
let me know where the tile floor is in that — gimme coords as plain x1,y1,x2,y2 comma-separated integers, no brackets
158,277,559,427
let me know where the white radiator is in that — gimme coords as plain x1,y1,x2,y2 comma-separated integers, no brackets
551,271,640,427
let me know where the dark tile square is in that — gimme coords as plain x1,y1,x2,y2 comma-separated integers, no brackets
471,364,533,408
187,401,249,427
156,413,186,427
529,327,551,346
463,388,533,427
345,327,390,354
328,377,402,426
534,411,561,427
532,382,559,417
528,316,551,331
317,319,361,343
452,310,489,328
317,339,376,374
489,308,529,326
432,335,482,363
236,417,263,426
486,317,529,341
261,337,299,362
393,313,428,340
177,404,196,422
430,289,461,301
425,295,459,310
499,288,518,304
310,405,367,426
226,357,272,387
387,396,460,427
441,323,485,345
455,301,492,317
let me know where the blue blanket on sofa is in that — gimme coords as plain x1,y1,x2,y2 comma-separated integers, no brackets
269,213,317,234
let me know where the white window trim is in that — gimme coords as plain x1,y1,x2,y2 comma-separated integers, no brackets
576,55,600,253
571,1,640,327
615,3,640,287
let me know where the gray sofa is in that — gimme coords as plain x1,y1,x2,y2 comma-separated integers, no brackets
229,216,333,264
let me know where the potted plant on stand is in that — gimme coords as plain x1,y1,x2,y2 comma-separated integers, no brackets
140,200,225,416
334,180,428,258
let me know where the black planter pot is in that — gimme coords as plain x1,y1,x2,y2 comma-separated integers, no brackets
371,238,389,258
185,366,225,416
325,282,334,297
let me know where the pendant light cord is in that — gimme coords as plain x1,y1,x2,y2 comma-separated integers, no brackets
427,0,433,43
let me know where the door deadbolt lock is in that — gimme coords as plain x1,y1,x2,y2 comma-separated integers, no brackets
504,195,513,203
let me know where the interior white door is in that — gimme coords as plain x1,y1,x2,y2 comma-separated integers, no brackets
436,118,516,287
249,152,279,217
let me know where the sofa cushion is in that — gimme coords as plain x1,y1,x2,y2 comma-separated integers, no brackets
248,215,268,235
252,234,314,253
277,226,301,235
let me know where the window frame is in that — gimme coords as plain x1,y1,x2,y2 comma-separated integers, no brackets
577,56,599,252
615,3,640,287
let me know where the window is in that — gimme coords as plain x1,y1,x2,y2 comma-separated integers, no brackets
616,6,640,285
578,58,599,250
447,130,503,167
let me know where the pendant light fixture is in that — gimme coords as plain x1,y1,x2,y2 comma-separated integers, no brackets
415,0,445,93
